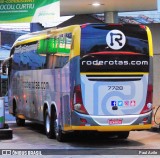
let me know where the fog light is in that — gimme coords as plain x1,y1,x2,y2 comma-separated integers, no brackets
142,117,148,124
80,118,87,123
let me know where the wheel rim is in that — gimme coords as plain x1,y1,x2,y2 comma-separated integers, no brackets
46,114,50,133
54,119,58,137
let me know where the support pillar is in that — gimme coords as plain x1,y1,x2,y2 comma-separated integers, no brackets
104,11,118,23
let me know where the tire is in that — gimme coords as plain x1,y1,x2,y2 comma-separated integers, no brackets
0,128,13,139
4,123,9,129
44,109,55,139
13,100,17,116
117,131,129,139
16,117,25,126
54,112,66,142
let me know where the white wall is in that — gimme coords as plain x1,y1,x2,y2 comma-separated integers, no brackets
147,24,160,126
147,24,160,107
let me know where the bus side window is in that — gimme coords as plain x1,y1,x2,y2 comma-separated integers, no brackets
54,56,61,68
62,56,69,66
46,54,55,69
24,48,46,70
54,55,69,69
45,54,68,69
12,53,21,70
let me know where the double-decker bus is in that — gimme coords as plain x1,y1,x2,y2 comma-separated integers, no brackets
4,24,153,142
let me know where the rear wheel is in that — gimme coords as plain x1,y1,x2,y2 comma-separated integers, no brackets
54,112,66,142
44,109,55,139
117,131,129,139
16,117,25,126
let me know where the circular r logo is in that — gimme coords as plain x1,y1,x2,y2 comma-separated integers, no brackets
106,30,126,50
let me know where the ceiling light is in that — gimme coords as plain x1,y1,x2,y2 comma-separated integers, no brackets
90,2,104,7
92,2,101,7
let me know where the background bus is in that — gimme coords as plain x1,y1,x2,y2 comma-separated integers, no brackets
4,24,153,142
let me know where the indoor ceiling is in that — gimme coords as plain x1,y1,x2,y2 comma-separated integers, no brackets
60,0,157,16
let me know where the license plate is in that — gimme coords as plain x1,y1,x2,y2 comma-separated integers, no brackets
109,119,122,125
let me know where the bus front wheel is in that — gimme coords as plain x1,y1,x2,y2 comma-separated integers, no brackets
44,109,55,139
16,117,25,126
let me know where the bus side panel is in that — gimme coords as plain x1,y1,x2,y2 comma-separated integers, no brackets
58,63,71,129
36,64,71,127
9,66,71,124
9,70,26,117
9,70,44,120
69,56,81,124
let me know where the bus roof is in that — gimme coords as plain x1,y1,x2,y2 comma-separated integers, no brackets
13,23,147,48
12,25,80,48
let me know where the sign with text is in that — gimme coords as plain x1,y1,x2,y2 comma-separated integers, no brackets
0,0,60,23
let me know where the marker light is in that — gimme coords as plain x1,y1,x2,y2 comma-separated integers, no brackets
140,85,153,114
142,117,148,124
72,85,88,114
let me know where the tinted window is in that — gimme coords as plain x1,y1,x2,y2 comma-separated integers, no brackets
45,54,69,69
13,42,46,70
12,52,21,70
80,24,149,56
38,33,72,55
